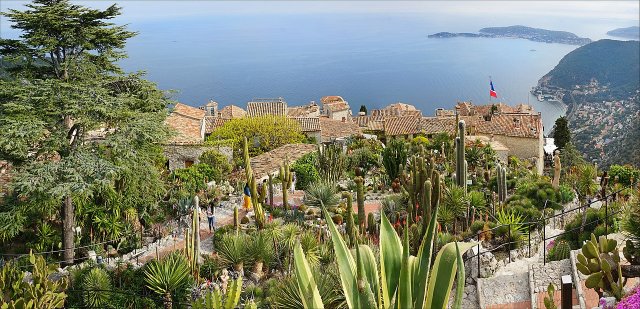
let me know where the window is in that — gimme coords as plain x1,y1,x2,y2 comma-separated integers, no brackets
185,160,194,168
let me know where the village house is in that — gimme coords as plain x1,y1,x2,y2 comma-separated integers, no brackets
164,103,232,170
321,96,352,121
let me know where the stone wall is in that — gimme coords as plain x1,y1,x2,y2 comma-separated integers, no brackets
164,145,233,170
491,134,544,174
328,109,350,121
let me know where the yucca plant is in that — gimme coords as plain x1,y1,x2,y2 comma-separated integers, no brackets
294,206,475,309
495,209,527,248
248,231,275,279
82,267,112,308
300,231,321,267
144,253,193,309
217,233,249,273
303,181,340,209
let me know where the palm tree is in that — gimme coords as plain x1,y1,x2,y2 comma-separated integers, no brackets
144,253,192,309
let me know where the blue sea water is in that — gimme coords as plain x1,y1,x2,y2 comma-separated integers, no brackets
119,14,576,133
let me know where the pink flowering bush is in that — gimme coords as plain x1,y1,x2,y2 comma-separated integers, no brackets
617,286,640,309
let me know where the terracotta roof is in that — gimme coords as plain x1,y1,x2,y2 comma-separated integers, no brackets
204,116,227,134
165,104,205,145
247,100,287,117
421,117,458,135
219,105,246,119
383,102,418,112
172,102,205,120
287,103,320,117
204,101,218,107
293,117,320,132
384,116,422,136
353,115,385,131
370,109,421,118
321,96,345,105
319,117,361,141
325,101,350,112
465,135,509,151
242,143,318,180
422,114,542,138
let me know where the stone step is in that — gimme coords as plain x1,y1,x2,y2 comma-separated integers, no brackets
477,272,530,308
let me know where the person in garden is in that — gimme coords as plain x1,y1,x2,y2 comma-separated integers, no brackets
243,183,252,210
206,201,216,232
291,171,296,193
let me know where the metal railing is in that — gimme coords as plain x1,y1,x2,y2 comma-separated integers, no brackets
461,181,636,272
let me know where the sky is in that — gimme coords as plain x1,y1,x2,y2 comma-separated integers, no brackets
0,0,640,36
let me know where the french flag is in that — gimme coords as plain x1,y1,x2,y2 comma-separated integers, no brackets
490,80,498,98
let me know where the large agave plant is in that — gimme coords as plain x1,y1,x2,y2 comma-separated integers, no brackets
144,253,192,309
294,207,475,309
82,267,112,308
303,181,340,209
217,233,249,272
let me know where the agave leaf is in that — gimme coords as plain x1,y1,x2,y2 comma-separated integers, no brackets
379,211,402,309
356,245,380,304
413,205,439,308
294,242,325,309
397,228,413,309
355,244,378,308
453,242,466,309
425,242,476,309
323,208,359,308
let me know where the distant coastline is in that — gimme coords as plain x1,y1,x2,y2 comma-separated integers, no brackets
429,25,592,45
606,26,640,40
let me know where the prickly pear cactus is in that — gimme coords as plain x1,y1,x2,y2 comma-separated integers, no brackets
575,233,623,300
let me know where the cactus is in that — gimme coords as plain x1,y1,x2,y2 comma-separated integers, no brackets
552,151,561,189
400,148,438,225
191,277,243,309
355,176,365,233
543,283,558,309
280,160,293,211
317,143,347,183
268,173,274,210
343,192,357,247
455,120,467,193
233,206,239,233
184,197,201,277
496,163,507,203
367,212,376,235
244,137,265,229
0,251,68,308
548,240,571,262
575,233,624,300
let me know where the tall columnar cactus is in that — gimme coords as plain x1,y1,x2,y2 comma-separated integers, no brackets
268,173,274,209
367,212,376,235
575,234,624,300
233,206,239,233
400,148,437,224
420,171,441,242
244,137,265,229
343,192,357,247
455,120,467,193
317,144,347,183
355,176,366,232
552,151,561,189
185,197,201,277
496,163,507,203
280,160,293,211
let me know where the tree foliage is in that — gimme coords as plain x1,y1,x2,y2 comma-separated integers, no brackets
207,115,305,166
199,149,232,183
552,117,571,149
0,0,170,262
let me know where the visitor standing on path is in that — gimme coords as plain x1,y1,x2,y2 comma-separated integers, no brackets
291,171,296,193
243,183,252,210
207,200,216,232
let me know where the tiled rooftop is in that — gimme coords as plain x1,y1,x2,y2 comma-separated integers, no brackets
172,102,205,120
243,143,317,180
165,103,205,145
384,115,422,136
247,100,288,117
320,96,345,105
293,117,321,132
287,103,320,118
204,116,227,134
319,117,361,141
219,105,246,119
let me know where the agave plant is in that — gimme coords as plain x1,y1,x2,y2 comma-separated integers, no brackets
82,267,112,308
272,264,345,309
299,231,321,267
294,206,475,309
218,233,249,272
248,231,275,278
303,181,340,209
144,253,192,309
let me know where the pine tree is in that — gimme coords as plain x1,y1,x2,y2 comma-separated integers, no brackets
0,0,169,264
552,116,571,149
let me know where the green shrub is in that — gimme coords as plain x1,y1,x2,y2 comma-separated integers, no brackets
608,164,640,186
292,163,319,190
198,149,232,183
470,220,486,235
200,255,223,281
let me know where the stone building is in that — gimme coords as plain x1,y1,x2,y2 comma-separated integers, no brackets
247,98,287,117
164,103,231,170
321,96,351,121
